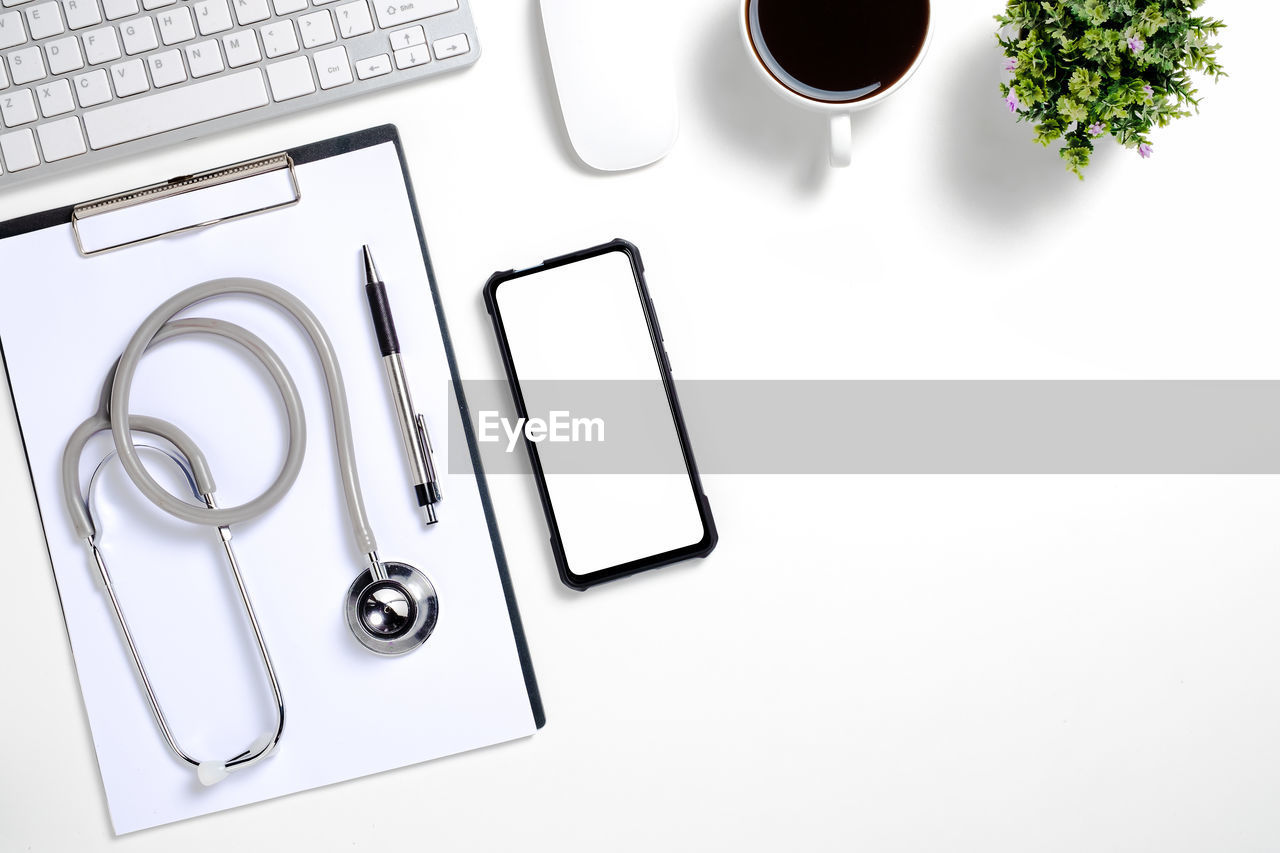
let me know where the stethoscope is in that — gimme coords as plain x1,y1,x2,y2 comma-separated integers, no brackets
62,278,439,784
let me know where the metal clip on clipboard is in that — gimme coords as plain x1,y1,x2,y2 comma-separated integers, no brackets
71,153,301,256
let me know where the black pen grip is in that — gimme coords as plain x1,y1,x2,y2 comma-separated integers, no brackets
365,281,400,356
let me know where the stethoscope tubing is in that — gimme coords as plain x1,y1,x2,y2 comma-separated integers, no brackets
106,278,379,555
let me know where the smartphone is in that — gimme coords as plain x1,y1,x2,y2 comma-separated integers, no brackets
484,239,717,590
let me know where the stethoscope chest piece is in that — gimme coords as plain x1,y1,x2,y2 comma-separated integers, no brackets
345,562,438,655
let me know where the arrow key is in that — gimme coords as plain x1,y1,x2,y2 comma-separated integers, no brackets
388,24,423,50
431,32,467,60
392,44,428,69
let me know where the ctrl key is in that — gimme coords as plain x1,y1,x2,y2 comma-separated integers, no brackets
0,128,40,172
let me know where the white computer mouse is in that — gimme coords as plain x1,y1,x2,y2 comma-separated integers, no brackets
539,0,679,172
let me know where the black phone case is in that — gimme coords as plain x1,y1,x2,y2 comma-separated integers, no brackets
484,239,718,590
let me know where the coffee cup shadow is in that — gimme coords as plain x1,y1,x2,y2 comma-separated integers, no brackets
694,6,888,193
937,37,1116,225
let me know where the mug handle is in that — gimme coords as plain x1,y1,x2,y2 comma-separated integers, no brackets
829,113,853,168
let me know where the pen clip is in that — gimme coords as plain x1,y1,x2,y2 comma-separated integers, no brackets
415,413,442,503
415,413,433,457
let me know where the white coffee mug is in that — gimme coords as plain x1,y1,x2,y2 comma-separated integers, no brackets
740,0,934,168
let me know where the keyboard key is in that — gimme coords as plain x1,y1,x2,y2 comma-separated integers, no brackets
157,5,192,43
37,114,84,158
258,19,294,57
0,11,25,50
354,52,388,79
392,44,425,69
265,54,311,100
45,33,84,72
62,0,100,29
0,61,7,88
142,0,176,8
313,44,349,88
334,0,371,37
193,0,229,34
231,0,267,26
373,0,454,29
73,67,110,105
83,67,266,147
271,0,304,13
1,86,36,124
120,15,156,53
432,32,467,60
221,29,257,66
101,0,135,19
297,9,332,48
35,76,73,114
184,38,222,76
387,24,421,50
7,45,45,84
108,56,146,95
146,47,183,85
25,2,63,39
0,127,39,169
83,25,120,63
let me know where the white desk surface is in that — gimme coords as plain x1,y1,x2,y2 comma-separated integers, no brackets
2,0,1277,849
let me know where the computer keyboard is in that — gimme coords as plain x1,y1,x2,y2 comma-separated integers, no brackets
0,0,476,186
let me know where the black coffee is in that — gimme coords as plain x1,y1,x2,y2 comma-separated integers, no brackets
751,0,930,102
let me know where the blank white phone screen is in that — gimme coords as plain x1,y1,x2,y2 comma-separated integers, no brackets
494,250,706,578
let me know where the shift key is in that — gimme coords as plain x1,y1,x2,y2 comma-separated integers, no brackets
374,0,456,29
83,70,269,149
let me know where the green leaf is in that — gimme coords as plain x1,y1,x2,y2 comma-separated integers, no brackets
995,0,1225,174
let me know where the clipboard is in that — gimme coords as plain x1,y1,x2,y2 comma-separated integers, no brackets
0,125,544,834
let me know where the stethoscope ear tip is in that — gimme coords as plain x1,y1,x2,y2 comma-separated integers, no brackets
346,563,438,656
198,761,231,787
196,731,280,786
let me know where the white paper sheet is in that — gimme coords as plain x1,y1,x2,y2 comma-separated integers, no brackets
0,141,538,834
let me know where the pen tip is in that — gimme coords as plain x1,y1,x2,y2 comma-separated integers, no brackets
362,245,380,284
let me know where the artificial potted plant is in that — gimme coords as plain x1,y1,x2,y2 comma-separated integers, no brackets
996,0,1225,177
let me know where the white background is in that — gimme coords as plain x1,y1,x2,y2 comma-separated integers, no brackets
2,0,1278,849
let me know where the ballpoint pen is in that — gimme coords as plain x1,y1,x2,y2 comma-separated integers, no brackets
362,245,442,525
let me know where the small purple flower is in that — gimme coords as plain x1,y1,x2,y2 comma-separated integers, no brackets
1138,143,1153,159
1088,123,1105,137
1142,84,1154,95
1128,36,1145,52
1004,57,1018,72
1005,91,1021,113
